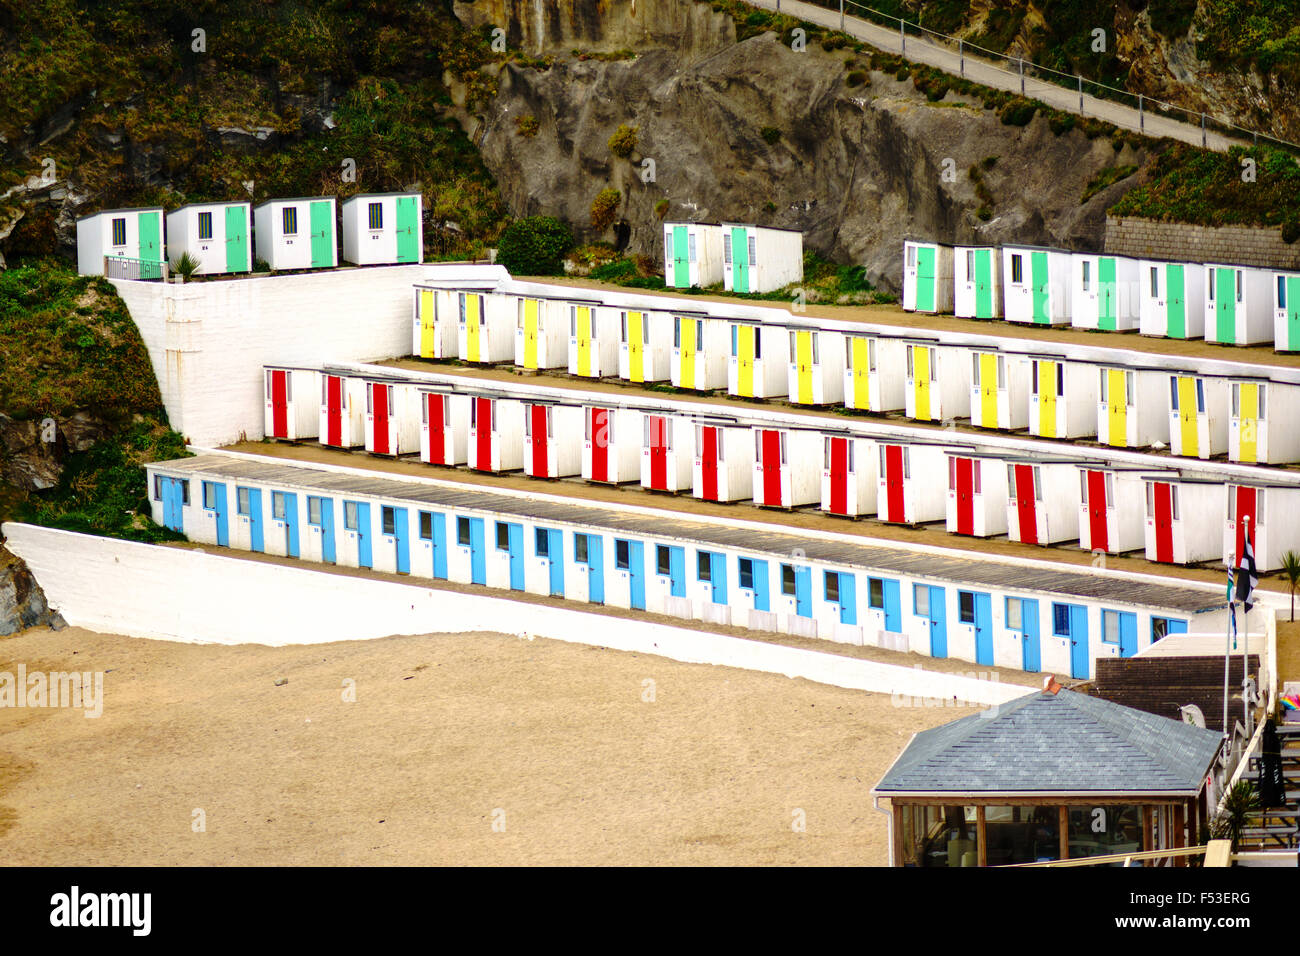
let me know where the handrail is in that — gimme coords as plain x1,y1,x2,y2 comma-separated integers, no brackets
754,0,1299,154
1009,844,1209,867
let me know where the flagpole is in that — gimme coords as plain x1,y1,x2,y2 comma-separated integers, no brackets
1224,600,1233,744
1242,515,1252,737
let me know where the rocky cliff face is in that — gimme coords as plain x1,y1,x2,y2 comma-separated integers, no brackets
467,21,1150,292
0,546,60,637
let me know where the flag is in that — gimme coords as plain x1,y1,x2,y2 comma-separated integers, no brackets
1227,561,1235,604
1230,601,1238,651
1235,534,1258,613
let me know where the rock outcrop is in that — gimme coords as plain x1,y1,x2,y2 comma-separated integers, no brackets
472,28,1150,292
0,411,110,492
0,546,59,637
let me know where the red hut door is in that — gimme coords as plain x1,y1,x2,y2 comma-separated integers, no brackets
589,408,610,482
1233,486,1257,560
1013,463,1039,544
827,437,849,515
699,426,720,501
474,397,493,471
648,416,668,489
1152,482,1175,563
426,393,447,465
954,457,975,535
529,404,550,476
1086,470,1109,552
270,370,289,438
883,445,905,523
325,375,343,447
760,430,782,506
372,383,391,454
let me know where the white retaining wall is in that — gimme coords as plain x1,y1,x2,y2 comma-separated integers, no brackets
110,264,507,447
2,523,1030,707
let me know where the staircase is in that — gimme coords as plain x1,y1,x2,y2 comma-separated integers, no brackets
1237,723,1300,851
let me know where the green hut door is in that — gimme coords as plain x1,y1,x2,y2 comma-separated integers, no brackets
1031,251,1050,324
731,227,750,293
1166,264,1185,338
395,196,419,263
1288,275,1300,350
225,205,248,273
1215,267,1236,342
974,249,994,318
1098,256,1117,330
137,212,162,275
916,246,936,311
309,200,333,268
672,226,689,288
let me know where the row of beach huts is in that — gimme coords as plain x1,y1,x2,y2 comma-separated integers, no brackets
901,239,1300,352
76,194,424,278
406,277,1300,466
258,361,1300,573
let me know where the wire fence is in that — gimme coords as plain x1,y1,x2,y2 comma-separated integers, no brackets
760,0,1300,154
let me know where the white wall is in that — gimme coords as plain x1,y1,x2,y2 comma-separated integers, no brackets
2,522,1030,707
111,265,505,446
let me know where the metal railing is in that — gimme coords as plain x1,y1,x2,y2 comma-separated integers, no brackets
757,0,1300,153
103,255,169,282
1011,844,1211,867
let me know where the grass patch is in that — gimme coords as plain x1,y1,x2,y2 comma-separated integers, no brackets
1081,164,1138,203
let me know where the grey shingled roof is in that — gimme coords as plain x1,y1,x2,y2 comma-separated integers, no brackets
874,689,1223,795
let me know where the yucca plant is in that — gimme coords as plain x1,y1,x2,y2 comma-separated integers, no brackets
1281,550,1300,622
1209,781,1260,850
173,251,201,280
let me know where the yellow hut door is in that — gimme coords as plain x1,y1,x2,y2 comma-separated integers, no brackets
1036,360,1058,437
626,311,644,382
679,317,697,389
1106,369,1129,447
911,346,932,420
419,289,437,358
522,298,540,369
736,325,756,396
849,337,872,409
1238,382,1260,463
464,293,482,362
1175,376,1199,458
576,306,594,377
794,331,814,404
978,353,999,428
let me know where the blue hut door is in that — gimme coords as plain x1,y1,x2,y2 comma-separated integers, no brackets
618,539,646,610
702,550,727,605
499,521,524,590
750,558,770,611
312,497,336,564
463,517,486,584
586,535,605,604
1116,610,1138,658
794,566,812,617
205,482,228,546
835,572,857,625
159,477,186,533
276,491,299,558
419,511,447,579
238,486,264,553
961,590,994,665
1016,598,1041,672
385,506,409,574
537,527,564,595
659,544,686,598
352,501,372,568
917,584,946,658
1056,602,1090,679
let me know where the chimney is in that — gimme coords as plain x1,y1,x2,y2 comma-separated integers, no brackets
1042,675,1061,695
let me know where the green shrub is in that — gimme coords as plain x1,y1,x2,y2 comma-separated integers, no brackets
1284,220,1300,243
760,126,781,144
846,70,869,88
763,201,777,213
495,216,573,276
654,198,670,219
515,114,539,137
608,123,638,158
999,98,1037,126
1081,164,1138,203
590,187,623,233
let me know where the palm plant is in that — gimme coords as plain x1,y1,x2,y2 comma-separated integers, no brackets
172,251,201,280
1209,781,1260,850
